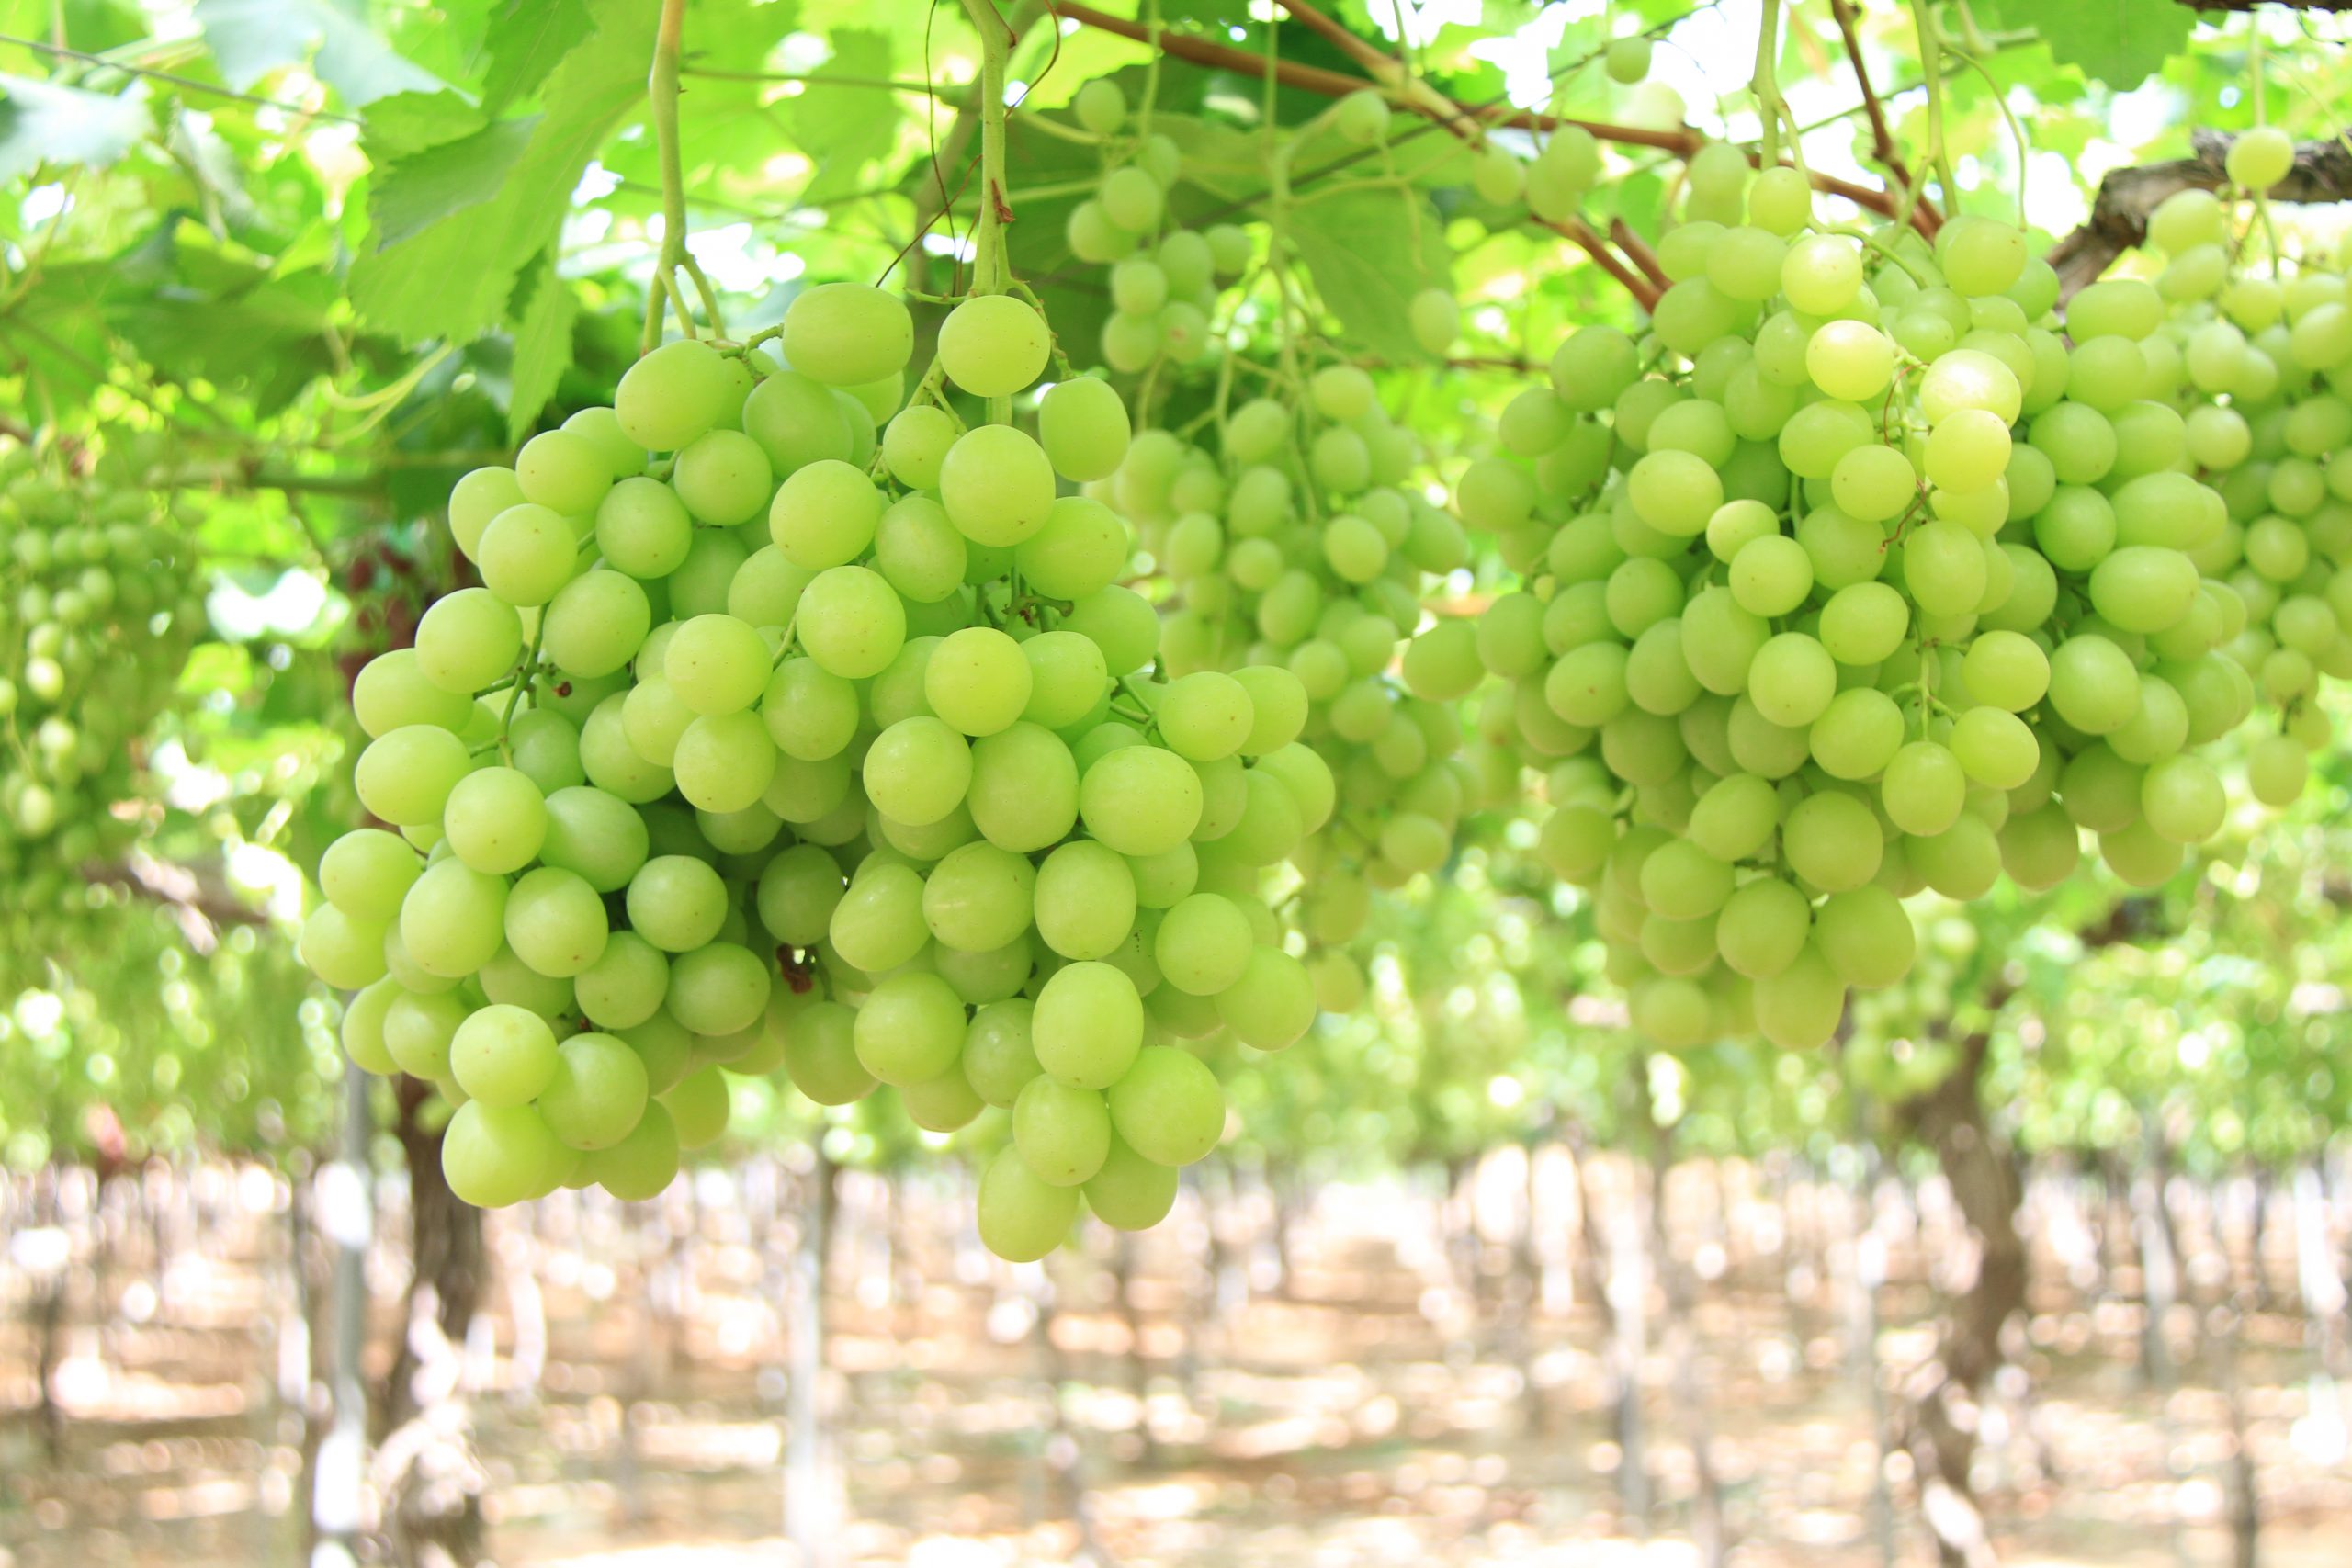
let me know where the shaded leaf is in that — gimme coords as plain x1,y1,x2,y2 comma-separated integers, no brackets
505,253,579,440
1287,186,1449,361
0,76,146,182
370,116,537,246
479,0,594,114
196,0,443,106
1979,0,2196,91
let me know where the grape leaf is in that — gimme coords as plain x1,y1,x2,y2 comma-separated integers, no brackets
350,0,653,343
479,0,594,114
0,76,147,182
783,29,899,201
505,253,578,440
1287,187,1450,362
369,118,537,247
196,0,443,106
1977,0,2195,90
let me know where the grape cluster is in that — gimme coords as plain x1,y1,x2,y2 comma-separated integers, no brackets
1110,372,1476,1011
1419,193,2267,1053
2113,168,2352,807
1065,80,1253,371
0,440,206,989
304,282,1337,1258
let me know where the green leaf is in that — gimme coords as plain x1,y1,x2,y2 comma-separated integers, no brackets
369,116,537,247
479,0,594,114
783,28,900,201
1286,186,1449,362
353,90,484,162
0,76,146,182
1978,0,2196,90
196,0,444,106
505,254,578,440
349,0,654,343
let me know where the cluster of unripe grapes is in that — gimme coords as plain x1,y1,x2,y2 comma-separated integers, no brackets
2119,170,2352,807
304,277,1340,1258
1066,79,1251,373
1415,181,2278,1054
0,443,205,990
1112,369,1476,1007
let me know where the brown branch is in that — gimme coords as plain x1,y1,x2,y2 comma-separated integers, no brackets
2048,129,2352,298
1562,217,1659,309
1055,2,1378,98
2177,0,2352,8
1272,0,1400,74
1609,217,1670,291
1829,0,1921,211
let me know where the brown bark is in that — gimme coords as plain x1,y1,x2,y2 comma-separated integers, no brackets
1895,1016,2027,1568
378,1082,488,1568
2051,130,2352,296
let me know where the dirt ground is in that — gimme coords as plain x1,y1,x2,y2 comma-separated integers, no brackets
0,1153,2346,1566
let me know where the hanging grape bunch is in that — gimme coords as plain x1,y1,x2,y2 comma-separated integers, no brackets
0,435,207,994
2110,147,2352,809
1060,81,1476,1018
302,266,1343,1258
1418,152,2270,1054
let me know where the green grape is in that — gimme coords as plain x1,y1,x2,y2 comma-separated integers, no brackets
780,283,914,388
781,1002,875,1105
830,862,930,971
900,1065,985,1134
1107,1045,1223,1166
414,588,524,695
340,980,403,1076
1033,960,1144,1088
922,840,1037,952
941,424,1057,547
543,571,651,680
321,829,422,922
354,649,475,737
1715,877,1810,979
1084,1135,1181,1230
443,1100,572,1208
451,1003,560,1108
2225,125,2294,191
853,972,967,1086
968,724,1081,852
627,854,729,953
962,998,1043,1108
1035,840,1136,961
939,295,1051,398
664,614,772,716
865,716,973,826
504,865,609,978
401,860,510,978
978,1147,1080,1262
1809,688,1904,780
613,339,736,451
673,709,778,814
769,458,887,570
662,1066,732,1149
1022,631,1111,730
1781,790,1881,892
873,496,967,604
1153,892,1252,996
666,942,772,1035
443,766,548,875
1014,1077,1112,1185
1752,944,1846,1051
1079,744,1204,855
540,785,650,892
926,627,1034,738
299,904,388,990
797,566,907,679
477,504,579,607
1813,886,1916,988
586,1100,682,1201
2047,635,2141,734
1882,741,1967,836
763,658,860,761
575,931,670,1031
383,990,467,1080
1747,633,1837,728
1213,945,1316,1050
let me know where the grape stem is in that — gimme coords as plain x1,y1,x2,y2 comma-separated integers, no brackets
641,0,729,357
498,617,548,763
958,0,1018,428
1905,0,1961,221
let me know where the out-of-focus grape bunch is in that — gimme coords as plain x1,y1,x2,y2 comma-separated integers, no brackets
0,431,208,995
